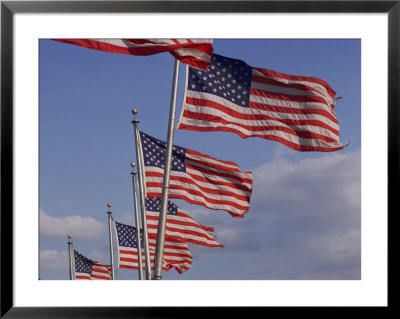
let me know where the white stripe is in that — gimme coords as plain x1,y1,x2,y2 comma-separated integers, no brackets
249,92,336,115
180,116,343,149
172,47,211,62
185,152,239,171
146,166,252,196
145,168,252,204
182,101,340,141
186,90,340,132
251,79,327,99
186,167,253,194
146,186,248,216
252,68,334,104
146,212,219,245
185,161,253,188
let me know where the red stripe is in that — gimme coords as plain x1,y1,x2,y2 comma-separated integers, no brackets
253,66,336,99
146,214,209,231
178,123,343,152
146,192,245,218
186,163,253,188
146,170,252,194
146,220,221,245
168,51,210,70
250,86,335,110
182,109,339,144
91,268,110,275
249,98,338,125
186,97,340,137
53,39,182,56
186,148,240,171
53,39,212,70
185,156,249,178
252,74,334,102
146,177,251,203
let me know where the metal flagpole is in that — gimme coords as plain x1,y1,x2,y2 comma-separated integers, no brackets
67,234,74,280
131,109,152,280
153,59,180,280
130,162,144,280
106,203,116,280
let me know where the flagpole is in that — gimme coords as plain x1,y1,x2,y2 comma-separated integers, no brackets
131,109,152,280
106,203,116,280
67,234,74,280
153,59,180,280
130,162,144,280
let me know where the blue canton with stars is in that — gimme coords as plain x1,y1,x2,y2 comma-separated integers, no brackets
115,222,143,248
146,197,178,216
187,53,252,108
74,250,93,275
140,132,186,172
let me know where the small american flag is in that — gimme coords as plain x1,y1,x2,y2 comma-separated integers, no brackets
114,221,192,274
91,262,112,280
146,196,223,247
177,53,344,152
139,131,253,218
74,250,111,280
52,39,213,69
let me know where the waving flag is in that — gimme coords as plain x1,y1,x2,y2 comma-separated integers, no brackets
114,221,192,274
53,39,213,69
74,250,111,280
139,131,253,218
146,197,223,247
177,53,344,152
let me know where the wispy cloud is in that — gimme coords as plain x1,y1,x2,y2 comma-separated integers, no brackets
180,149,361,279
40,249,69,270
40,210,106,240
248,148,361,279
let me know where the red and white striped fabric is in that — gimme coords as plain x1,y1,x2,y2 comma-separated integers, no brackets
178,53,344,152
74,250,112,280
139,131,253,218
52,39,213,69
145,197,223,247
91,262,112,280
114,221,192,274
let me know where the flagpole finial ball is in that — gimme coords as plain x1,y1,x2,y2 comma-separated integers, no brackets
107,203,112,208
132,109,138,115
67,234,72,239
131,162,135,168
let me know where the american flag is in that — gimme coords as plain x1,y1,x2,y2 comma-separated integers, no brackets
114,221,192,274
52,39,213,69
146,196,223,247
139,131,253,218
74,250,111,280
91,262,112,280
177,53,344,152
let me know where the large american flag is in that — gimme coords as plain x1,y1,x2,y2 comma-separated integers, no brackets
74,250,111,280
114,221,192,274
139,131,253,218
177,53,344,152
52,39,213,70
146,196,223,247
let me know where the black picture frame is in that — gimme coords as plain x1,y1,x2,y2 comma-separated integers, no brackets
1,1,395,317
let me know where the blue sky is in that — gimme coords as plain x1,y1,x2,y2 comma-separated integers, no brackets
39,38,361,280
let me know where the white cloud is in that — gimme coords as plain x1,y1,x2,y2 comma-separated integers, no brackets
185,149,362,279
40,249,69,270
252,149,361,223
40,210,106,240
